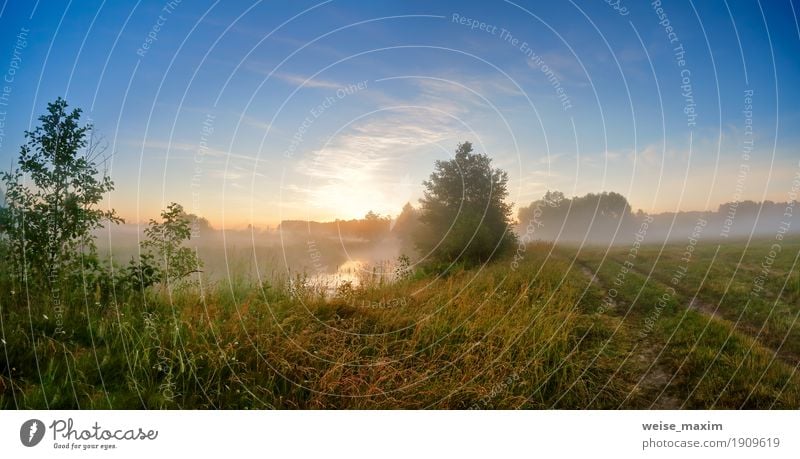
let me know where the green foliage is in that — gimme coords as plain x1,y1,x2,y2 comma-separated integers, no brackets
415,142,516,264
121,252,163,291
0,98,120,287
123,203,202,290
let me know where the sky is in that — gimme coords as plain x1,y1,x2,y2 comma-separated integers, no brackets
0,0,798,228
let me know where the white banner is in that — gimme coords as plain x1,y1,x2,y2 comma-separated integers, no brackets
0,410,797,458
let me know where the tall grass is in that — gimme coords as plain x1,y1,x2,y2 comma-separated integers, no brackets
2,239,798,408
1,243,635,408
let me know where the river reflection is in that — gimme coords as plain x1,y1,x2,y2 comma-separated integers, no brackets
310,259,402,294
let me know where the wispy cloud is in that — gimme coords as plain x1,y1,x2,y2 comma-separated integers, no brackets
240,114,274,131
288,106,466,217
274,72,343,89
132,139,262,165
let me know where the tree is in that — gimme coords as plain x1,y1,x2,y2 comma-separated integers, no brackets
129,202,202,288
517,190,634,243
0,187,6,234
392,202,420,248
357,210,390,241
185,212,213,236
0,98,120,285
414,142,516,264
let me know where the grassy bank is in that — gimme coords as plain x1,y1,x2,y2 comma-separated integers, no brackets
2,238,798,409
0,243,636,408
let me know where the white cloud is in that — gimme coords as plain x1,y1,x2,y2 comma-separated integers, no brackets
272,72,344,90
289,106,466,218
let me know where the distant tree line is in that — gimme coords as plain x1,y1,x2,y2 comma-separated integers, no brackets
518,190,798,244
517,191,634,243
279,210,392,242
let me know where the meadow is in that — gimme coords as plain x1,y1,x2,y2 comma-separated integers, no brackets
2,235,798,409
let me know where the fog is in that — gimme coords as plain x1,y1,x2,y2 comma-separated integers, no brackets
517,192,797,247
93,192,797,288
94,218,408,288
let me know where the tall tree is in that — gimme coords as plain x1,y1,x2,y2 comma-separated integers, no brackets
414,142,516,264
0,98,120,285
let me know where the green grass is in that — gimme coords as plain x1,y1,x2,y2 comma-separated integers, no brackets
2,237,799,409
561,236,800,408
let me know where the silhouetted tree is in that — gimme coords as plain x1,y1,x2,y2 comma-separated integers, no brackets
358,210,391,241
185,212,213,235
414,142,516,264
393,202,419,243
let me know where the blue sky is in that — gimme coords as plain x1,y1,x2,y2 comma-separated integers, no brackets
0,0,798,227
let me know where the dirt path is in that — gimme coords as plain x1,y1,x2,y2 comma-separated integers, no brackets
617,261,800,367
580,265,600,287
576,263,680,409
687,297,719,318
633,347,682,409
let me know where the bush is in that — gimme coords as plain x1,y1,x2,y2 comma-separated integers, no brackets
124,203,202,291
